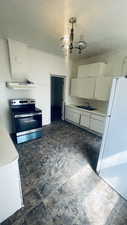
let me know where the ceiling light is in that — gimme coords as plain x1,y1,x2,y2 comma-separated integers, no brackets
60,17,87,55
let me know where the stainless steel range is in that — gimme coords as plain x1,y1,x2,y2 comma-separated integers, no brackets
9,99,42,144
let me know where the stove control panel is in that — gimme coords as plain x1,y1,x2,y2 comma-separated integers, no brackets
9,99,35,106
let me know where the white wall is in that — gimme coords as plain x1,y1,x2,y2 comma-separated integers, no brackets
0,39,66,132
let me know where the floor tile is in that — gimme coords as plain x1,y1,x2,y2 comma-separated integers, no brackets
2,121,127,225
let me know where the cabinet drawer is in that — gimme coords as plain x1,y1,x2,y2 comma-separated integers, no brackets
91,114,105,121
81,111,90,117
66,107,80,115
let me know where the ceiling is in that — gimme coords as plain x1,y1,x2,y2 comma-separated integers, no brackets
0,0,64,55
0,0,127,57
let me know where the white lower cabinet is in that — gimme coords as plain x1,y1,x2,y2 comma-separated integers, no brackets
80,112,90,128
90,114,105,134
65,106,106,135
0,160,23,223
65,107,81,124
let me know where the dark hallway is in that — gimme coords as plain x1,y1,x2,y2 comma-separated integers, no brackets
51,76,64,122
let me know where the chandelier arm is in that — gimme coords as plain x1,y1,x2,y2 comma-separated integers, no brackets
60,17,87,55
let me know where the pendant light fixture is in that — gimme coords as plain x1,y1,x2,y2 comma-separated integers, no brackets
61,17,87,55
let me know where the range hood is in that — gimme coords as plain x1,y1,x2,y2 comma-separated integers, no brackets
6,79,36,90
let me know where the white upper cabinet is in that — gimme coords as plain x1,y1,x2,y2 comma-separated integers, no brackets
94,77,113,101
71,78,95,99
8,39,28,80
78,62,106,78
70,62,113,101
78,78,95,99
70,76,112,101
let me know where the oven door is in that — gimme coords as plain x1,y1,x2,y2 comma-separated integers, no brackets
14,112,42,133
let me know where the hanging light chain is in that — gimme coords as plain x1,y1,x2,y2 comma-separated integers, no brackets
60,17,87,55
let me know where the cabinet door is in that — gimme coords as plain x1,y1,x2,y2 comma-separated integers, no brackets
65,107,80,124
95,77,112,101
0,160,23,223
65,107,72,121
90,115,105,134
71,111,80,124
78,78,95,99
78,63,106,78
80,112,90,128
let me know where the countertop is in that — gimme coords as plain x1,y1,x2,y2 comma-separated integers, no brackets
67,104,107,117
0,125,18,167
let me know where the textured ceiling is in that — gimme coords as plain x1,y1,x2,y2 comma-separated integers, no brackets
0,0,127,57
0,0,64,55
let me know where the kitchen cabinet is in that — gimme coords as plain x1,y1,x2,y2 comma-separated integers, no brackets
78,63,106,78
0,125,23,223
80,111,90,128
71,62,112,101
71,78,95,99
0,160,23,223
95,77,112,101
90,114,105,134
65,106,81,124
70,76,112,101
8,39,28,80
65,105,106,135
78,78,95,99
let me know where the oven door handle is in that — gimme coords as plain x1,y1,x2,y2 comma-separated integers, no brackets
14,112,42,118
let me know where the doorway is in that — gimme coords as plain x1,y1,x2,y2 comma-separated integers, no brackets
51,76,65,121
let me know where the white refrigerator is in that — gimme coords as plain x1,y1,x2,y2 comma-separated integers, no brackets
97,76,127,200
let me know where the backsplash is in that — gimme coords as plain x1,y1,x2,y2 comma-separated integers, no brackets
68,96,108,114
88,99,108,113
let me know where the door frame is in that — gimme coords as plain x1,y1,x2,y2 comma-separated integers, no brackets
50,74,66,121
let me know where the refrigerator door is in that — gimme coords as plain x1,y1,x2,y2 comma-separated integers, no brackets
97,77,127,200
97,78,118,172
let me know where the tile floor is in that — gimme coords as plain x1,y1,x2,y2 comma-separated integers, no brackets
2,121,127,225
